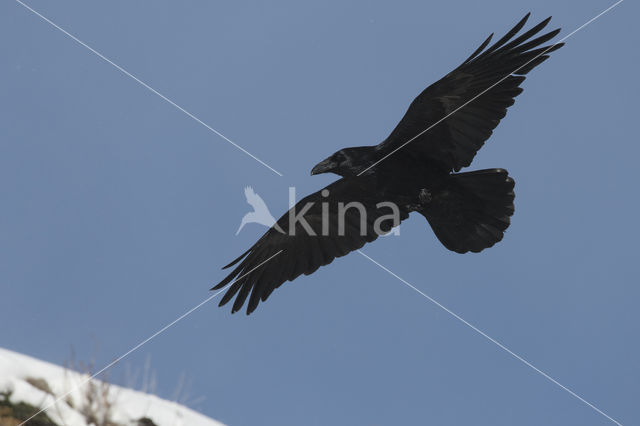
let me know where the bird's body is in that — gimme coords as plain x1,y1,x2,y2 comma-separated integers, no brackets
214,14,564,314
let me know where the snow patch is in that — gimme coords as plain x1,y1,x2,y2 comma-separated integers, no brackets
0,348,224,426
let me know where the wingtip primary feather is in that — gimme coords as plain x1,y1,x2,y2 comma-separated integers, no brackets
462,33,494,65
221,247,252,269
476,13,531,58
495,15,555,55
518,12,532,29
547,42,565,53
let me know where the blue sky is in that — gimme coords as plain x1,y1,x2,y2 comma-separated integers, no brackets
1,1,638,425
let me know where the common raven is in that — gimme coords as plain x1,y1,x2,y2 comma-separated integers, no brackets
214,14,563,314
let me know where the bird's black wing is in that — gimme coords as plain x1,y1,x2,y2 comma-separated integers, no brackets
213,177,409,314
375,14,563,172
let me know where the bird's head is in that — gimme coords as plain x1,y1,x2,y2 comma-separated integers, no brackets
310,147,373,177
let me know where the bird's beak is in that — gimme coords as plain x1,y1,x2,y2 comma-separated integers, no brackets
310,157,336,176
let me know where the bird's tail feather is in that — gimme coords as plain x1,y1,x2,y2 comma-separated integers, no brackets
421,168,515,253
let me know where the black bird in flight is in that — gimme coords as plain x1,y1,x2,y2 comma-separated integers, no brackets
214,14,563,314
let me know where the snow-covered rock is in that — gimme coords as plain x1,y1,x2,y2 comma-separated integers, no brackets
0,348,224,426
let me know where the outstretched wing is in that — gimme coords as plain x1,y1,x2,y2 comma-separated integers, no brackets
375,14,563,172
213,177,409,314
